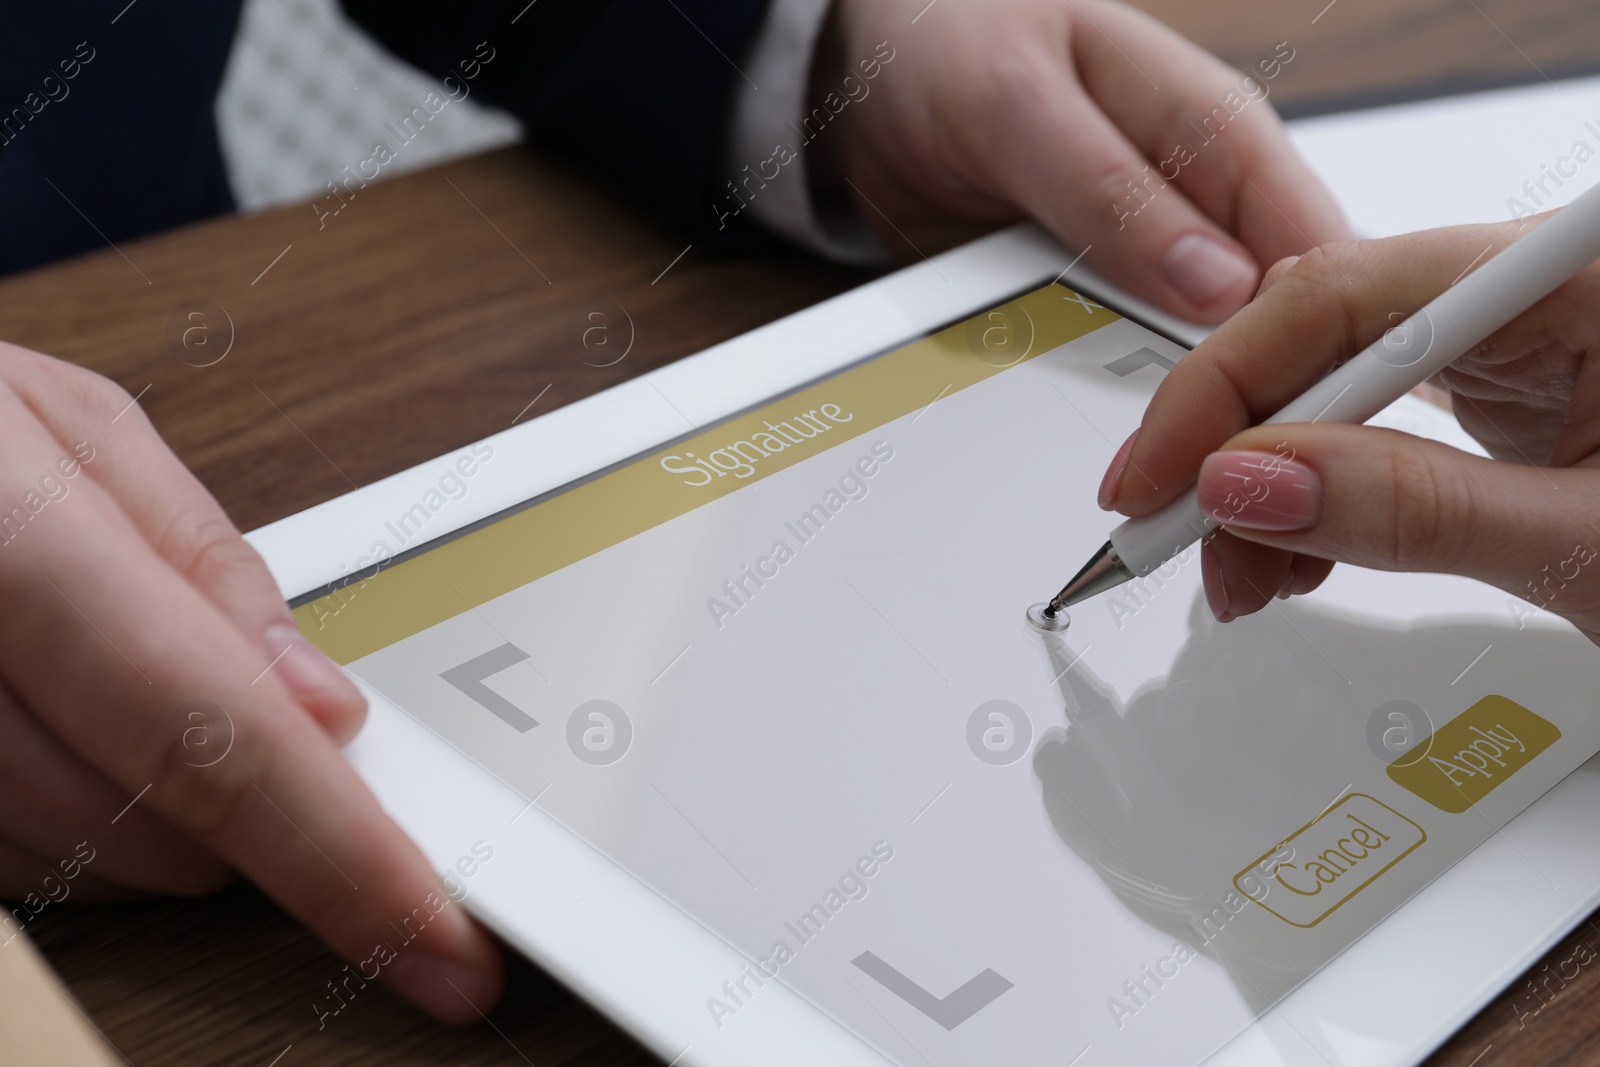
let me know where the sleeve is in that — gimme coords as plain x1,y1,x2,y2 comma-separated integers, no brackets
339,0,774,244
721,0,885,263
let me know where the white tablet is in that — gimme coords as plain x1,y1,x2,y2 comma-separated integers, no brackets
247,221,1600,1067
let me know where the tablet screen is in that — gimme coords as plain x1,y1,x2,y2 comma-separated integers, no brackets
296,283,1600,1066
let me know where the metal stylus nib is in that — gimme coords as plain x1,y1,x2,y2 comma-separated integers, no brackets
1044,541,1134,614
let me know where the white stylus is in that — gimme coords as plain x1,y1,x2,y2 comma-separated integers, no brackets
1029,178,1600,631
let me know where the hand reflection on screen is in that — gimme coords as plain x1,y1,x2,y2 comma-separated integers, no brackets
1031,591,1583,1025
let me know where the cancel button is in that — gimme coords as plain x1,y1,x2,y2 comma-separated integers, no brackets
1234,794,1426,928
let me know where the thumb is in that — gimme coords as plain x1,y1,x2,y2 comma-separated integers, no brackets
963,57,1261,323
1198,423,1600,607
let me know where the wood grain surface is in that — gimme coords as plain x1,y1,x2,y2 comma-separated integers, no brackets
3,1,1597,1064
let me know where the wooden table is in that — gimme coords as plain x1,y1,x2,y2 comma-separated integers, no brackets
5,1,1597,1063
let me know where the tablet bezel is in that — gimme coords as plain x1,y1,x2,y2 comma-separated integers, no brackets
247,222,1600,1067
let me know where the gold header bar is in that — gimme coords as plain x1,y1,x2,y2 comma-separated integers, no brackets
294,283,1115,663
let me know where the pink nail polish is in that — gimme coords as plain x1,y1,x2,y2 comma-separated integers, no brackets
1198,451,1322,531
263,623,354,699
1098,429,1139,510
1164,233,1256,307
387,951,496,1024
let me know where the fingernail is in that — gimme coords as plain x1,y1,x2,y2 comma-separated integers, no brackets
1098,429,1139,510
1198,451,1322,531
1288,570,1320,596
387,951,496,1025
1164,233,1256,307
263,623,355,700
1201,542,1230,622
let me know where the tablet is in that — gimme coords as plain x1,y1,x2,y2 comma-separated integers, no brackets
247,222,1600,1067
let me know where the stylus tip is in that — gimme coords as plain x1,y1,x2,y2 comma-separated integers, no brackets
1026,602,1071,632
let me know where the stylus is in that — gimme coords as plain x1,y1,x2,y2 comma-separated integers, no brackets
1037,178,1600,620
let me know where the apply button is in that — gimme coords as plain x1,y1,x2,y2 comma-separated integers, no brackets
1386,695,1560,814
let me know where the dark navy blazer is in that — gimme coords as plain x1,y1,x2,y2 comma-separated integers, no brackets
0,0,767,276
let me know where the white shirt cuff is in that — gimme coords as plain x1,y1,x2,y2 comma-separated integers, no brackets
723,0,886,263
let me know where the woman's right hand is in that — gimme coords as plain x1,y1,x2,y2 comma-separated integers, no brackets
1100,216,1600,642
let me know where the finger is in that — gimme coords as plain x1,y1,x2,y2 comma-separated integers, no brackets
967,38,1260,322
0,682,235,895
1287,554,1336,596
1197,423,1600,619
1201,531,1293,622
3,346,364,742
1071,4,1350,270
1106,223,1530,515
0,395,502,1022
1256,255,1300,298
0,836,133,904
